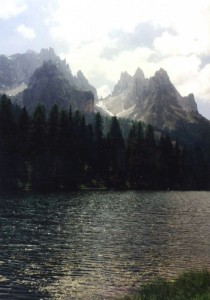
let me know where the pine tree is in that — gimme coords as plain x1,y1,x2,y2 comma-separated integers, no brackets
16,106,30,189
141,124,156,188
0,95,18,191
47,104,60,190
30,105,49,191
92,112,107,185
59,109,78,189
77,114,88,184
127,122,144,188
157,134,173,188
107,116,126,187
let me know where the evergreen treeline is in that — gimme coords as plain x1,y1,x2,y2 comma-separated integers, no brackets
0,94,209,192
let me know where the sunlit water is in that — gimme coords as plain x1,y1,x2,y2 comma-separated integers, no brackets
0,191,210,299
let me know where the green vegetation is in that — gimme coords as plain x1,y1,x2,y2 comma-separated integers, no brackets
122,270,210,300
0,94,210,192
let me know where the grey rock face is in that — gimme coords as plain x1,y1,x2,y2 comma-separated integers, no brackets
75,70,98,100
180,93,198,112
96,67,200,130
112,71,132,96
0,48,59,92
0,48,96,114
22,61,94,114
0,48,97,100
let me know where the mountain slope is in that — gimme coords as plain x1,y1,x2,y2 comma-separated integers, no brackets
96,68,210,145
22,60,94,114
0,48,60,95
96,68,200,128
0,48,97,99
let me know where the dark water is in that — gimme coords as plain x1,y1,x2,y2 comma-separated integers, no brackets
0,191,210,299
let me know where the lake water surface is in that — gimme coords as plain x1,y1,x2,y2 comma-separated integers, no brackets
0,191,210,299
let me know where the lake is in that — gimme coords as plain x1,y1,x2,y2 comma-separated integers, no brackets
0,191,210,299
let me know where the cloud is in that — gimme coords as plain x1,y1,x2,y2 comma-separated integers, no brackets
196,64,210,101
13,0,208,112
49,0,153,45
61,38,155,99
155,55,201,96
0,0,27,19
0,0,209,115
16,24,36,39
101,23,165,60
97,85,112,98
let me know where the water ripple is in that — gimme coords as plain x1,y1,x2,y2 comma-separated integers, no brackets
0,191,210,299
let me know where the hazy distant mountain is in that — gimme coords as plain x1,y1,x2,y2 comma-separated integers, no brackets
0,48,58,95
22,60,94,114
95,67,210,144
75,70,97,100
0,48,97,115
0,48,97,99
96,68,200,129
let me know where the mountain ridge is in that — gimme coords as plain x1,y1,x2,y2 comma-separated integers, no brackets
96,67,200,131
0,48,97,115
22,60,94,114
0,48,97,99
0,48,209,144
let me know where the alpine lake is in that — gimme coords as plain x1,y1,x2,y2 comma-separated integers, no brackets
0,191,210,299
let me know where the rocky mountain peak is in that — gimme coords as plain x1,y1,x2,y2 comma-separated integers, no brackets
133,67,145,81
0,48,65,94
28,60,59,84
76,70,97,99
76,70,92,89
180,93,198,113
120,71,132,83
112,71,132,96
0,48,98,106
96,67,202,131
40,47,57,60
22,60,94,114
77,70,86,80
153,68,171,85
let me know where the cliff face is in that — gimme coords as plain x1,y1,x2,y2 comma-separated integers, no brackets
96,68,199,130
0,48,60,94
22,61,94,114
0,48,96,114
0,48,97,111
76,70,98,100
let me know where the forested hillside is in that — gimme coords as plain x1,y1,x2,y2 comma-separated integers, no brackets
0,94,209,192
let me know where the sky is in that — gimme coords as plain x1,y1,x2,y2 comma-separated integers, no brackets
1,0,210,118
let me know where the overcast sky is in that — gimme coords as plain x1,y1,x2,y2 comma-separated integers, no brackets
1,0,210,118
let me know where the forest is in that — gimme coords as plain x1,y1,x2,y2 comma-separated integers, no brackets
0,94,209,192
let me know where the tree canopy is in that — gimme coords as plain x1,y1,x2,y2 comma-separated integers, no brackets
0,94,209,192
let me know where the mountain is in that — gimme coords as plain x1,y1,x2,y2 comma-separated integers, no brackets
96,67,210,144
75,70,97,100
96,68,199,128
0,48,59,95
0,48,97,115
0,48,97,99
22,60,94,114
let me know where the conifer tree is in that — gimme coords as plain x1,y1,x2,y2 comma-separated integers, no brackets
157,134,173,188
17,106,30,188
59,109,78,189
107,116,126,187
30,104,49,191
141,124,156,188
127,122,144,187
93,112,107,184
0,95,18,190
47,104,60,189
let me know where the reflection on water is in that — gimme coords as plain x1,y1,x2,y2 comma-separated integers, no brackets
0,191,210,299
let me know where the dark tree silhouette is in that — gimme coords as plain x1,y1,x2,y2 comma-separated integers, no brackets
0,95,18,190
0,94,210,192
